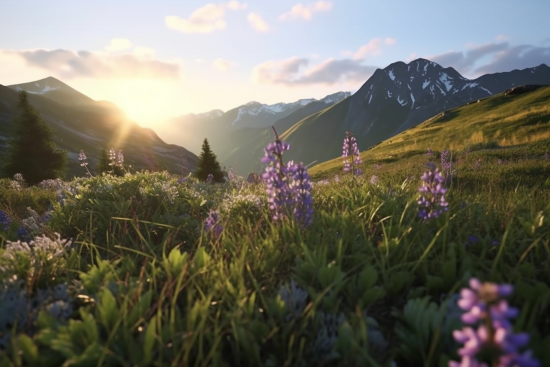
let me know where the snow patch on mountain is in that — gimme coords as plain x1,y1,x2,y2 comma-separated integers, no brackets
422,80,431,89
397,95,408,106
388,69,395,81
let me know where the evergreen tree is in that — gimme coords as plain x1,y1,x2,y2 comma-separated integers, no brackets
2,91,67,185
195,138,225,183
96,148,111,175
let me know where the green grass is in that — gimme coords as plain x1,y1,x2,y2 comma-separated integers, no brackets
0,157,549,366
1,87,550,366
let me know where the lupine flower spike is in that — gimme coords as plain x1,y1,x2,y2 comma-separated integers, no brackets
78,150,93,177
418,168,449,220
450,278,540,367
261,126,313,227
342,131,363,176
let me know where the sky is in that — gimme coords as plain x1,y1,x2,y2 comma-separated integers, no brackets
1,0,549,129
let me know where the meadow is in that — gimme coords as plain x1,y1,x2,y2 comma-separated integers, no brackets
0,128,550,367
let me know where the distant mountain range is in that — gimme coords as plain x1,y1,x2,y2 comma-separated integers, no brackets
163,91,351,156
2,58,549,180
210,59,550,176
0,77,198,178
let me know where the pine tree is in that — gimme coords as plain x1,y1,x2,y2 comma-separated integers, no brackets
96,148,111,175
2,91,67,185
195,138,225,183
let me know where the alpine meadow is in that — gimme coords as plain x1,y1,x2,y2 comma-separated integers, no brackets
1,1,550,366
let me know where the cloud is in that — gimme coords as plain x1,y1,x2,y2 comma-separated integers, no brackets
279,1,332,21
341,38,396,60
105,38,133,52
248,12,269,32
427,42,550,76
252,56,377,86
133,46,156,59
351,39,383,60
165,2,247,34
226,1,247,10
165,4,226,34
542,38,550,45
212,58,234,71
4,49,179,79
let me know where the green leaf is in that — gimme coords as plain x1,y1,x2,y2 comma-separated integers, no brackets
358,265,378,292
17,334,39,364
143,316,157,365
97,289,118,332
362,287,386,307
128,289,153,327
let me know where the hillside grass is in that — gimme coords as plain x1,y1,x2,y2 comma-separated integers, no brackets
0,88,550,366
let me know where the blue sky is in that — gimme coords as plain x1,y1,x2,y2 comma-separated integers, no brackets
1,0,549,128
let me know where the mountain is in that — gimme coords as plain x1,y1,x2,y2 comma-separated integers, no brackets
160,91,351,159
222,59,550,176
309,84,550,178
0,77,198,179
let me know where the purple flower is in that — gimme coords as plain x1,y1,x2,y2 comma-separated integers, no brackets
0,210,11,231
342,131,363,176
450,278,540,367
370,175,379,185
418,168,448,220
497,159,503,165
246,172,260,184
287,161,313,228
262,126,314,227
117,150,124,166
206,174,213,183
79,150,88,167
227,170,235,181
427,148,433,156
204,209,223,238
441,149,453,184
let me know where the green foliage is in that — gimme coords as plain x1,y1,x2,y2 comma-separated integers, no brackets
0,138,549,366
2,91,67,185
195,138,225,183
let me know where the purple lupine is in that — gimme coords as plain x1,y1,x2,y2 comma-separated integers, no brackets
117,150,124,166
206,174,213,183
418,168,448,220
261,126,313,227
287,161,313,228
450,278,540,367
204,209,223,238
370,175,379,185
79,150,88,167
497,159,503,165
342,131,363,176
441,149,453,184
246,172,260,184
0,210,11,231
427,148,433,156
262,127,293,222
227,170,235,181
109,148,116,166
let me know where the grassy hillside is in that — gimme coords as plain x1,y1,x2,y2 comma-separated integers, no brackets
309,85,550,192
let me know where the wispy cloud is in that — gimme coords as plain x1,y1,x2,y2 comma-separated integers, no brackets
212,58,235,71
165,1,247,34
2,48,180,79
252,56,377,86
248,12,269,32
428,42,550,77
341,38,396,60
105,38,133,52
279,1,332,21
